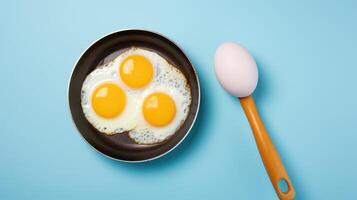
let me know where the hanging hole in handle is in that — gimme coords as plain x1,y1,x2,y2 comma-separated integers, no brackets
278,178,290,193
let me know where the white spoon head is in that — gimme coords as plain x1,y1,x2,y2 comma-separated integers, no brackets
214,42,258,98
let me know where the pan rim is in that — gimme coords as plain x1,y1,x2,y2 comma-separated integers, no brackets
67,28,201,163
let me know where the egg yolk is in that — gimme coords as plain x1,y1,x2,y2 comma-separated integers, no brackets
119,55,154,88
91,83,126,118
142,92,176,127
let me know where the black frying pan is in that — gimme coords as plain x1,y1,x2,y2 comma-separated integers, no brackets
68,29,200,162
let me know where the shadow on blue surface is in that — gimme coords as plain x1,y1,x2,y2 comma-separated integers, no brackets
254,58,305,199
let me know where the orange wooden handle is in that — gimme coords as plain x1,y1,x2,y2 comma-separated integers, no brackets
239,95,295,200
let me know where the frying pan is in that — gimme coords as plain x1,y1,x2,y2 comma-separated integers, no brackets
68,29,200,162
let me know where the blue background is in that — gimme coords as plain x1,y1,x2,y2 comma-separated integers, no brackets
1,0,356,199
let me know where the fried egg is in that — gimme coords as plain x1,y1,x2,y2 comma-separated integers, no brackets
127,51,191,144
81,64,139,135
113,48,158,91
129,84,191,144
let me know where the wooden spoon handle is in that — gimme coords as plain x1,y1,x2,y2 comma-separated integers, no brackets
239,95,295,200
